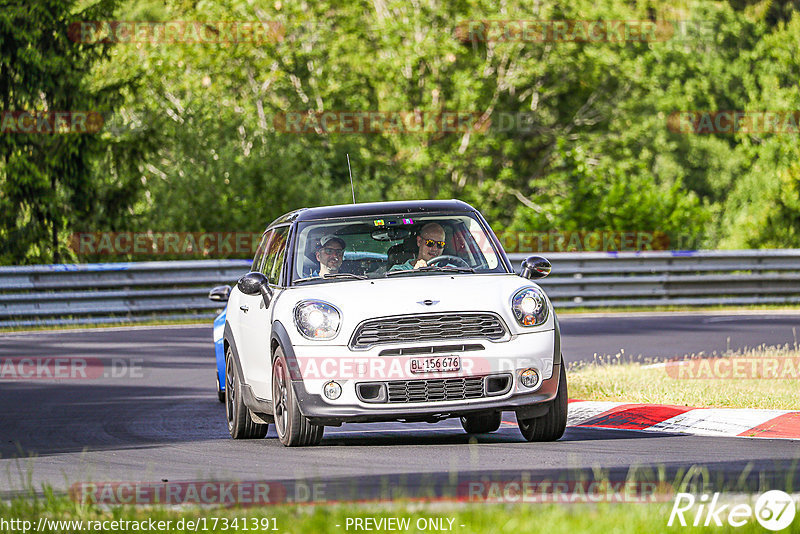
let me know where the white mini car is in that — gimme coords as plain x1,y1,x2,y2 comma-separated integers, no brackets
210,200,566,446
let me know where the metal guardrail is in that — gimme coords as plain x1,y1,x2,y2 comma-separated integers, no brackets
1,250,799,327
510,249,800,309
0,260,251,327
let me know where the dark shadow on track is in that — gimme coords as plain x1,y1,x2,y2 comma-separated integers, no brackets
0,382,227,458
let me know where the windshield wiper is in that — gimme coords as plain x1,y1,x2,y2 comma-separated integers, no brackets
322,272,367,280
294,273,368,283
432,266,474,273
386,265,474,277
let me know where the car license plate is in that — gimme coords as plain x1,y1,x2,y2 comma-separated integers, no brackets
409,355,461,374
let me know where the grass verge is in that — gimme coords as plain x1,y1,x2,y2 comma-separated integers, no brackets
569,345,800,410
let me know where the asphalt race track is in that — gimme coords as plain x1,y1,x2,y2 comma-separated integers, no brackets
1,312,799,498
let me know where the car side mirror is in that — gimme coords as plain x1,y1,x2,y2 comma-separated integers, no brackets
519,256,551,280
237,271,274,307
208,285,231,302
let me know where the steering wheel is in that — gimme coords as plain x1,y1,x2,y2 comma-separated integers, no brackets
426,255,471,268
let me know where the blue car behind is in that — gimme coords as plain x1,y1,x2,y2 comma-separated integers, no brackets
213,308,226,402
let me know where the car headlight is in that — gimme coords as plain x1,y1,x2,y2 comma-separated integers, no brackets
294,300,341,340
511,287,548,327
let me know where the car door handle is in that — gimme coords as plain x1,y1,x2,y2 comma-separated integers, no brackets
239,305,249,313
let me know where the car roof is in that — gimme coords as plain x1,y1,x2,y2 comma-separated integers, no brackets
268,199,478,227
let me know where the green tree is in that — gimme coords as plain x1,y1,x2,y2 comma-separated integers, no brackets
11,0,798,265
0,0,144,263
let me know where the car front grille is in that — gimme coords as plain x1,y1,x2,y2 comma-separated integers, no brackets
350,313,506,349
387,377,485,403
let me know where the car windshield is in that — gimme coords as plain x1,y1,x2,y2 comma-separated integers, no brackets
291,212,507,284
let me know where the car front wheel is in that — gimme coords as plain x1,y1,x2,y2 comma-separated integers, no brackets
272,347,324,447
518,363,568,442
225,346,268,439
460,412,501,434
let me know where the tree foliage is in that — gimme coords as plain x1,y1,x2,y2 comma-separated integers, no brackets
0,0,151,263
3,0,800,263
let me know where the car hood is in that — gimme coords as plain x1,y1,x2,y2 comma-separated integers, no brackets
275,273,553,344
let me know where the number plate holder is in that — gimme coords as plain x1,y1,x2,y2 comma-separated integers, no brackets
409,355,461,374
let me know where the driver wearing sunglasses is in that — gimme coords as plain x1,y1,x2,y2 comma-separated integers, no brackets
314,235,346,276
389,222,447,271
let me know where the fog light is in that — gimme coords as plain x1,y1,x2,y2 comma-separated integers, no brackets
323,381,342,400
519,368,540,389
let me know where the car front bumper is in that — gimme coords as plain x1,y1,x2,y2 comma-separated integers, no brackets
294,363,561,425
284,328,561,425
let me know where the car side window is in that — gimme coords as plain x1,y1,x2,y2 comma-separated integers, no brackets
261,226,289,286
251,231,271,273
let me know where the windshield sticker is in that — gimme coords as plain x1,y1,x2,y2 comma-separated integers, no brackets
375,219,408,227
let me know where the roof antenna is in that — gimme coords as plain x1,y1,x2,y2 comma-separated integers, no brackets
347,153,356,204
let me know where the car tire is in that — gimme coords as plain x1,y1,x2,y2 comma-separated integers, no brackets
272,347,324,447
518,363,568,442
225,346,268,439
460,412,501,434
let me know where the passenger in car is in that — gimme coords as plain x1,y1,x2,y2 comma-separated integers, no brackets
389,223,446,271
313,235,346,276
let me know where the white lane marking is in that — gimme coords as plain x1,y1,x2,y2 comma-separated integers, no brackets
646,408,791,436
703,317,749,323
